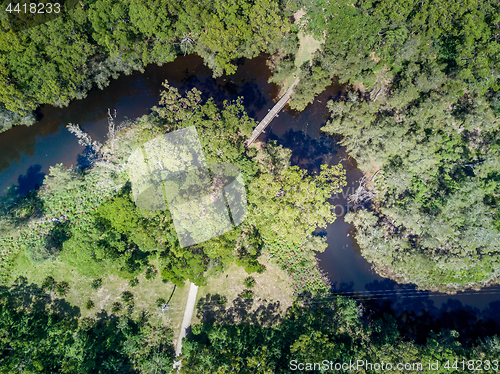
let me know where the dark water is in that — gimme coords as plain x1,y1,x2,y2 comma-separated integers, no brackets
260,78,500,342
0,54,499,341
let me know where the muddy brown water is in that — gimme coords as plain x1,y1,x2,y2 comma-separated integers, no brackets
0,54,499,341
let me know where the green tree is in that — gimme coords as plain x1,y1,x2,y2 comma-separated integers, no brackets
248,164,346,247
0,283,174,373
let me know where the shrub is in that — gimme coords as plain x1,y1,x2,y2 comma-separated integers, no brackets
256,263,266,274
111,302,122,313
218,295,228,306
90,278,102,290
240,289,254,299
145,266,157,281
121,291,134,304
243,276,256,289
85,299,95,309
156,298,166,308
25,245,54,263
129,278,139,287
42,276,56,291
55,281,70,296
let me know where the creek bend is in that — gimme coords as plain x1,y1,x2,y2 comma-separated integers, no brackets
0,54,499,341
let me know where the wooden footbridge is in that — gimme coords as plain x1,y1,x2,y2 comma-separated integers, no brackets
245,77,300,146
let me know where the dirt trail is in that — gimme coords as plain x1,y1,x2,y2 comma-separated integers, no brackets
173,282,199,370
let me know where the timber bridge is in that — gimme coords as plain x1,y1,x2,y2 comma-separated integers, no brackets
245,77,300,146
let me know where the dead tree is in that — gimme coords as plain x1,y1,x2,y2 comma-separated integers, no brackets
348,176,376,206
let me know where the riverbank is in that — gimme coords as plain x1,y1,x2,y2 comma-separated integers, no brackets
0,71,329,319
0,0,291,134
0,53,498,341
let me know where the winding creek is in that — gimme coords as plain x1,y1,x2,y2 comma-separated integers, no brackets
1,54,499,341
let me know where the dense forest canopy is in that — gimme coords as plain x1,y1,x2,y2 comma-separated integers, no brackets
280,0,500,110
301,0,500,290
0,0,290,131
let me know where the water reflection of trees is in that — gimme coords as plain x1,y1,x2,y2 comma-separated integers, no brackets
359,278,500,344
0,126,39,174
0,53,278,199
0,164,45,211
267,128,338,172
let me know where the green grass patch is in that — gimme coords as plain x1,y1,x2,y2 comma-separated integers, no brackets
6,253,190,340
193,258,294,325
295,33,323,70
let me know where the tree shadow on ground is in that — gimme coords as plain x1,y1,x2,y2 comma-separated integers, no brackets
3,276,81,318
196,293,284,327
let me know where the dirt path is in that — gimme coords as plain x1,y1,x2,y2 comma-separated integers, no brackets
173,282,199,369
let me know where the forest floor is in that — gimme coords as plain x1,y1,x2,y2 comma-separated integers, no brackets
192,256,294,326
6,254,190,339
279,9,323,96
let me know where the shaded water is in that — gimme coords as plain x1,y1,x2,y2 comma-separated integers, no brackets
261,79,500,342
0,54,498,340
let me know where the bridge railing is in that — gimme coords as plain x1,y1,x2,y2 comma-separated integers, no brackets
245,77,300,146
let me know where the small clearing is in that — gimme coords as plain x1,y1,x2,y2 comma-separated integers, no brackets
295,33,323,69
193,257,294,326
294,8,306,23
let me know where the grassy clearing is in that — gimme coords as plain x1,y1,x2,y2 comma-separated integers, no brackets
6,250,295,340
5,247,295,346
193,256,294,325
295,33,323,69
6,253,190,341
277,9,324,94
